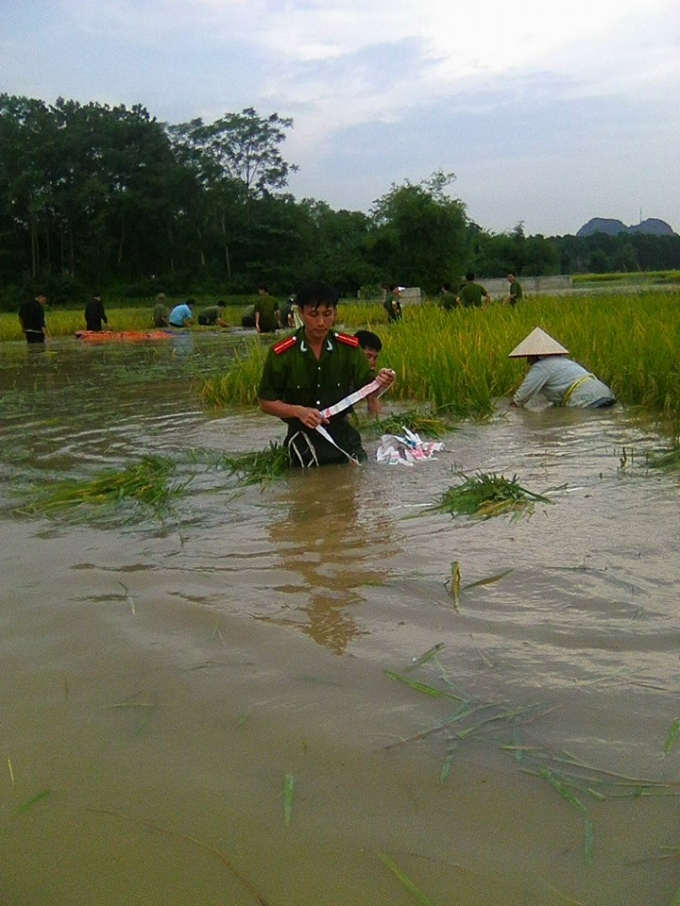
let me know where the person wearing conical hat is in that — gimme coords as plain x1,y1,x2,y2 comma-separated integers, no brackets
508,327,615,409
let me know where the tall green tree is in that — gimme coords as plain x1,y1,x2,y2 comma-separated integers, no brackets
168,108,298,282
369,171,468,291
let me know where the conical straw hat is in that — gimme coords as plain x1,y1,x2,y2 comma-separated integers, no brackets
508,327,569,358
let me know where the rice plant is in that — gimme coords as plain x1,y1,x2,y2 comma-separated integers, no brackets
219,442,291,485
20,455,187,517
428,471,554,520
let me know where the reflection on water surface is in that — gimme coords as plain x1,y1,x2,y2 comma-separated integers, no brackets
1,335,680,905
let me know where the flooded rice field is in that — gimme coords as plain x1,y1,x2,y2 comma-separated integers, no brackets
1,334,679,906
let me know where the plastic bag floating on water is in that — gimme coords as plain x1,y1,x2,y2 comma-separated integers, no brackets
376,427,444,466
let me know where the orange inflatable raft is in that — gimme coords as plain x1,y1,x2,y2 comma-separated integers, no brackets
75,330,173,343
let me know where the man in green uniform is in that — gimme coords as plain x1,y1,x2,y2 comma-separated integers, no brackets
198,301,227,326
456,272,491,308
507,273,523,306
254,284,280,333
438,283,458,311
258,282,395,466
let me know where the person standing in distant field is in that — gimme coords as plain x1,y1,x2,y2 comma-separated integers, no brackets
383,285,403,323
84,293,108,331
507,273,523,307
168,298,196,328
153,293,169,327
254,284,280,334
456,272,491,308
18,292,49,344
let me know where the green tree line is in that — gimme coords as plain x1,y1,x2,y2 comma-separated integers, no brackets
1,93,678,308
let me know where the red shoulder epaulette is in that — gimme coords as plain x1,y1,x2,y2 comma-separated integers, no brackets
335,332,359,347
272,336,297,355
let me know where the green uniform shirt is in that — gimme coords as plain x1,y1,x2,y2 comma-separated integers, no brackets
259,328,374,415
457,281,487,308
509,281,523,304
259,328,376,465
254,294,279,331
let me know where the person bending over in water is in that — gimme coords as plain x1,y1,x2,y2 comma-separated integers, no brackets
509,327,616,409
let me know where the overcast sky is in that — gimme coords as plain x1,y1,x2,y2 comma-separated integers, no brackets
2,0,678,236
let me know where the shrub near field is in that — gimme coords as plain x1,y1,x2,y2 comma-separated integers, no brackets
202,291,680,424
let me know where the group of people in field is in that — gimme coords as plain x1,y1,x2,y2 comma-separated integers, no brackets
255,280,616,467
439,272,522,311
18,276,615,469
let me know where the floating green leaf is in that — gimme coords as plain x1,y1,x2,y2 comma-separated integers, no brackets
380,854,441,906
664,718,680,754
283,773,295,827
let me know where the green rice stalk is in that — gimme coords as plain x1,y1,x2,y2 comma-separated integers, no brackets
646,445,680,472
440,745,459,784
222,442,291,486
448,561,461,605
584,819,595,867
7,756,15,788
557,751,680,787
512,726,525,762
384,670,463,700
11,789,52,818
404,642,445,673
88,807,269,906
533,767,589,815
454,705,539,741
379,854,441,906
283,773,295,827
384,704,481,751
664,718,680,754
23,456,185,515
372,409,451,439
462,568,515,589
428,472,553,521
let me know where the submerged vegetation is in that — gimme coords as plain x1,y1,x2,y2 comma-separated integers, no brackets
18,456,187,518
427,472,554,520
387,643,680,879
218,442,291,485
645,443,680,472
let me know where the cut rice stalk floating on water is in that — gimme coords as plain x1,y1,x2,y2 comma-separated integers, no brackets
19,456,187,517
427,471,555,520
283,773,295,827
379,854,441,906
664,717,680,754
222,442,291,486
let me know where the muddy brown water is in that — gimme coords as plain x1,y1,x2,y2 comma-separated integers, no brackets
1,334,679,906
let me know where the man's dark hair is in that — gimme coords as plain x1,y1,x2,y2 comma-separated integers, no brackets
295,282,339,311
186,298,196,306
465,271,475,282
442,282,452,292
354,329,382,352
217,300,226,307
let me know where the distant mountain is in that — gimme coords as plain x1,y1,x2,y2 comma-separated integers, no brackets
577,217,676,237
